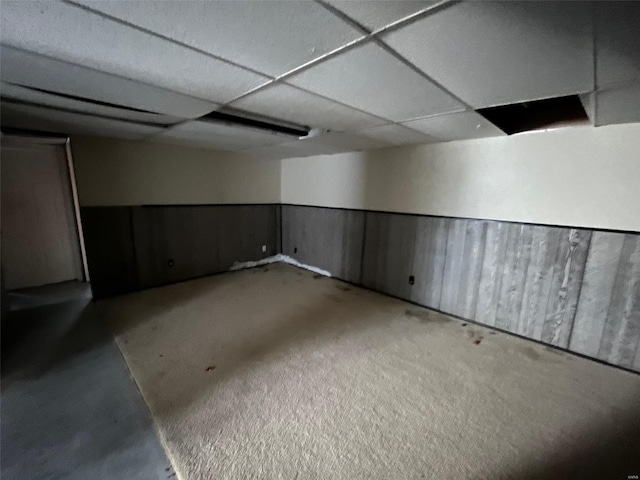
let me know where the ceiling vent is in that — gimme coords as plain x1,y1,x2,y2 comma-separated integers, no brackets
3,82,158,115
477,94,590,135
204,108,310,138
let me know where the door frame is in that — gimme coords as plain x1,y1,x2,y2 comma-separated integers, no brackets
1,133,90,282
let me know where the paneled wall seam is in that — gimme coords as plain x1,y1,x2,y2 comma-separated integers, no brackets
437,221,452,312
597,240,624,360
565,231,593,349
359,212,368,285
128,206,141,289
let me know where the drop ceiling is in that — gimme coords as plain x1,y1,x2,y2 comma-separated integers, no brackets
1,0,639,159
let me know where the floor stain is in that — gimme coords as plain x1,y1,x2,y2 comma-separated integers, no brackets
335,284,351,292
313,274,323,279
325,293,342,303
205,366,216,372
544,346,565,355
473,336,484,345
521,347,541,361
405,309,450,324
488,331,497,335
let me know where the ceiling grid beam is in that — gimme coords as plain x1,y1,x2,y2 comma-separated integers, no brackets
314,0,475,115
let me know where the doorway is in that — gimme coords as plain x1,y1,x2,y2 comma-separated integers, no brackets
1,135,89,309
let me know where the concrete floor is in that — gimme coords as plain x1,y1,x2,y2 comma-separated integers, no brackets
1,283,173,480
6,280,93,311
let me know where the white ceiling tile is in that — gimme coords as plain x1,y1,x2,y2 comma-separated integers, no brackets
402,111,506,142
0,46,217,119
1,102,164,140
151,120,292,151
1,82,181,126
73,0,363,77
0,1,268,103
246,131,390,160
326,0,438,31
287,42,464,121
245,141,341,161
595,2,640,88
595,84,640,127
307,131,391,151
232,84,386,132
355,123,435,146
383,1,593,108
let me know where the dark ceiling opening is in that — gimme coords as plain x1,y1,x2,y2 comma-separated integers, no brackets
477,95,590,135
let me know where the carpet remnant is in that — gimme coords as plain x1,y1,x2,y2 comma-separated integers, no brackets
100,263,640,480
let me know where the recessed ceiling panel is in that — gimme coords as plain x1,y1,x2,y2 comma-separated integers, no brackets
0,1,268,103
477,95,589,135
326,0,438,31
1,102,164,140
245,142,334,161
355,124,435,146
1,82,181,126
73,0,363,77
287,42,465,122
151,121,292,151
383,1,593,108
402,111,506,142
246,131,390,160
595,84,640,127
0,46,218,119
306,131,391,151
232,84,386,132
595,1,640,88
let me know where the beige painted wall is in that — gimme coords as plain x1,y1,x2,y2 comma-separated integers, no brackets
281,123,640,231
72,136,280,206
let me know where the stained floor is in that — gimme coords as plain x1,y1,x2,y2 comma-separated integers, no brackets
101,263,640,480
1,283,173,480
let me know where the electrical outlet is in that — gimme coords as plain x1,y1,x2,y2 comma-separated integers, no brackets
409,275,415,285
261,245,266,253
168,259,174,268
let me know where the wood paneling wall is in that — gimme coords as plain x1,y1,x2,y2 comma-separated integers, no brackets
282,205,640,372
281,205,364,283
81,205,279,298
81,203,639,371
81,207,139,299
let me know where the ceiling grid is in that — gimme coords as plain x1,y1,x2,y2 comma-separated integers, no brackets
1,0,638,156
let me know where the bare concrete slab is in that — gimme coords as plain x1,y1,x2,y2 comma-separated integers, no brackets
1,294,173,480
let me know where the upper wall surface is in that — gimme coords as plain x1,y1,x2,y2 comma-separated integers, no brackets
71,136,280,206
281,124,640,232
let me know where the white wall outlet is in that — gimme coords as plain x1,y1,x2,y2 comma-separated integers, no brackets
261,245,267,253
